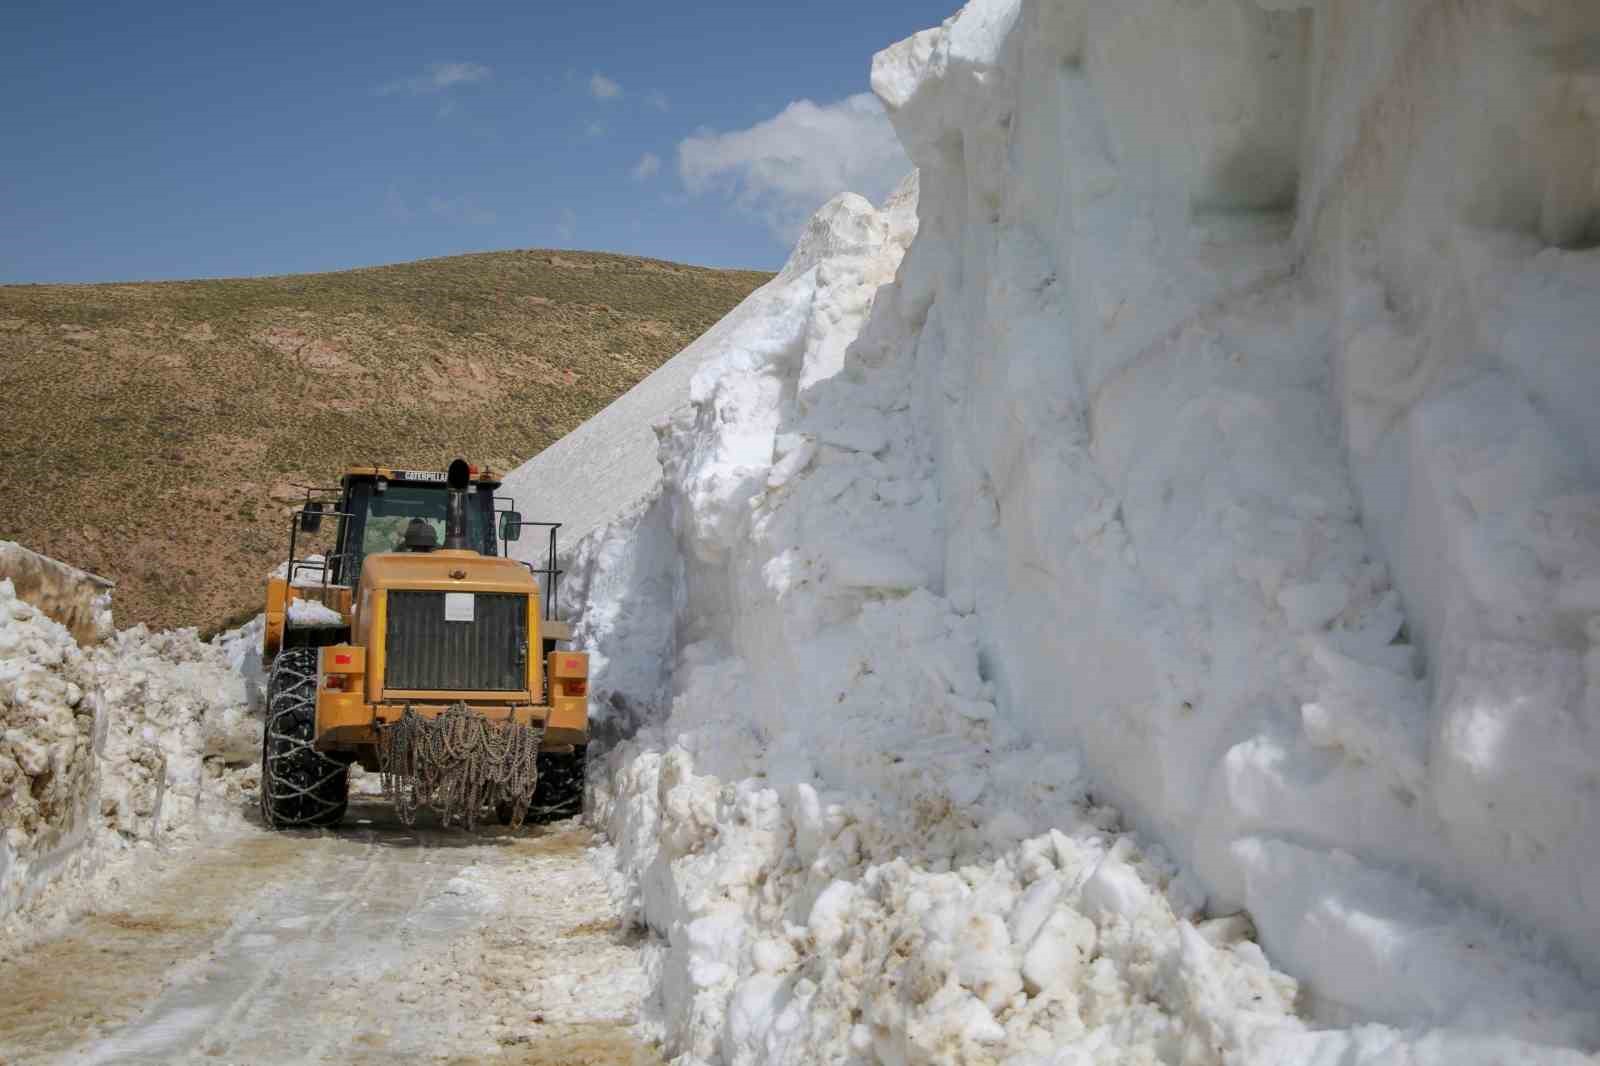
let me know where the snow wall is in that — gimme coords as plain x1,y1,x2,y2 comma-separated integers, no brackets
0,574,258,927
867,0,1600,1003
511,0,1600,1060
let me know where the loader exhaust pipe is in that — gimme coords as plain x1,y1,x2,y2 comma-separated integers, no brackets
444,458,472,552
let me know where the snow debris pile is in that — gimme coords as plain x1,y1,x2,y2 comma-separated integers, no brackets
0,576,258,921
511,0,1600,1062
95,624,259,841
588,594,1318,1065
0,579,101,918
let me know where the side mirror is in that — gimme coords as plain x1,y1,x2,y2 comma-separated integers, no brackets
499,510,523,542
299,502,324,534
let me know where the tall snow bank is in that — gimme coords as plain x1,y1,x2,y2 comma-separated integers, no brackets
512,0,1600,1058
863,0,1600,1017
0,577,257,924
499,267,837,553
542,187,921,741
560,168,1598,1061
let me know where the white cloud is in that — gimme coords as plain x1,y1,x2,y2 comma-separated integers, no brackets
585,120,607,139
631,152,662,181
429,62,491,89
646,89,670,112
677,93,911,243
589,72,622,101
378,61,492,96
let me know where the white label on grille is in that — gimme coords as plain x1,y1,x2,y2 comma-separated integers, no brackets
443,592,475,622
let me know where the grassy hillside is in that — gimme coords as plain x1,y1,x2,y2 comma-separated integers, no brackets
0,250,771,634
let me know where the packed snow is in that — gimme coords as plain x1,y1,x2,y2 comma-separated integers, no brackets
510,1,1600,1062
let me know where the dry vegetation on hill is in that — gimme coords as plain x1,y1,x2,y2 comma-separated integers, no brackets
0,250,770,633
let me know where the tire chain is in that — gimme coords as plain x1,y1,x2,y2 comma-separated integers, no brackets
261,648,349,828
376,703,543,830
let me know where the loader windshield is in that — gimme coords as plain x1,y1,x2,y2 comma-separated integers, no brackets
336,480,498,583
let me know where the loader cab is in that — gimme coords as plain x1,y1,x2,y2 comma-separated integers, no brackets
328,467,502,588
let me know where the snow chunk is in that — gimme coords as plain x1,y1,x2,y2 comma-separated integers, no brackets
286,599,343,626
1020,908,1096,996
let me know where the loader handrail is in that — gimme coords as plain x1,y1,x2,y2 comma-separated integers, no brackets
498,518,562,621
284,486,355,595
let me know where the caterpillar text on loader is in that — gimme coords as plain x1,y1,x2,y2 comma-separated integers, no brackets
259,458,588,830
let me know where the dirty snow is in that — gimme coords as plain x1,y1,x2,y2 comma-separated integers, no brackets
1,577,259,931
0,579,102,923
0,810,658,1065
94,623,259,842
2,564,658,1063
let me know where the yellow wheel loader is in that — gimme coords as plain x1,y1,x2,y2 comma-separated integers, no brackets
259,459,588,830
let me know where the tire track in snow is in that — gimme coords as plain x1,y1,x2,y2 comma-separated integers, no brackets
0,800,660,1065
124,839,395,1065
0,832,309,1064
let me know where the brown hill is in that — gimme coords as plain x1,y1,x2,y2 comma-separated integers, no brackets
0,250,771,635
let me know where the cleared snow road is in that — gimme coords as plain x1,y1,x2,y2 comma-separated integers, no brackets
0,798,659,1066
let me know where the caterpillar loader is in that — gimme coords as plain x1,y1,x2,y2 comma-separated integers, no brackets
259,458,588,830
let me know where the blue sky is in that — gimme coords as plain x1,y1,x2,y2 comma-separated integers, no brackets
2,0,952,284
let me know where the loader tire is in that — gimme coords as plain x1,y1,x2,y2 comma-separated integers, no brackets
530,745,586,823
260,647,348,829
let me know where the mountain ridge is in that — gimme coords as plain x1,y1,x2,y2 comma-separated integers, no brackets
0,249,772,633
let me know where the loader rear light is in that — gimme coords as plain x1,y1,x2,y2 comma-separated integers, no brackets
324,674,347,690
559,679,587,698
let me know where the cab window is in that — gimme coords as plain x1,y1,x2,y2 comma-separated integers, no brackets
334,481,500,588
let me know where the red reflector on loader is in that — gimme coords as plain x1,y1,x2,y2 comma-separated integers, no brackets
564,658,582,672
334,654,352,665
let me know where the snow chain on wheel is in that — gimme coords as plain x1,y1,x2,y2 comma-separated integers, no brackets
376,703,544,830
260,647,350,829
529,745,586,823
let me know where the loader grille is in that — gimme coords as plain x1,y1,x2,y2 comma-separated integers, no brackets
384,590,527,692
